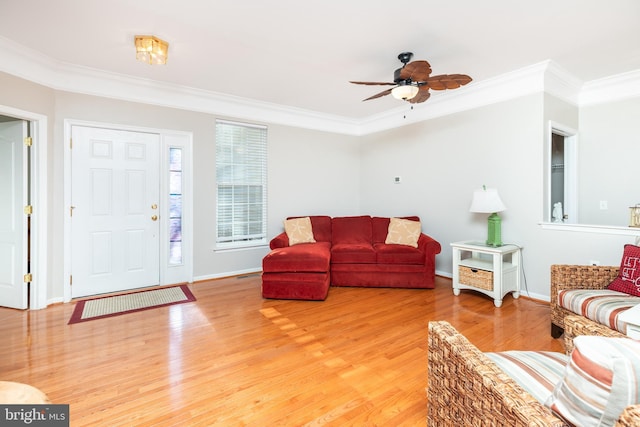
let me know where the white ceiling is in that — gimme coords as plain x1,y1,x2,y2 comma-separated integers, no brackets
0,0,639,120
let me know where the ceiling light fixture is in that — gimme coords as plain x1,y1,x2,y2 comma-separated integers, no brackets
391,82,419,100
134,35,169,65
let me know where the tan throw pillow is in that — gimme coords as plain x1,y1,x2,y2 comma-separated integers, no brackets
284,217,316,246
385,217,421,248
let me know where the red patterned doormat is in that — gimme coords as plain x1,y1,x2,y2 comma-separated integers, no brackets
68,285,196,324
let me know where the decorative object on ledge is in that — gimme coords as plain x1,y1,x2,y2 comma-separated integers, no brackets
134,35,169,65
630,204,640,228
470,186,506,247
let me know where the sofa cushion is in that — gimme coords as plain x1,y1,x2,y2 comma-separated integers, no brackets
558,288,638,333
486,351,568,406
385,217,421,248
372,216,420,243
331,243,376,264
607,244,640,296
332,216,372,244
284,217,316,246
262,242,331,273
546,335,640,427
374,243,424,264
287,215,332,243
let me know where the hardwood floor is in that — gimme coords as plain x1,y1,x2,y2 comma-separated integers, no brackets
0,275,563,426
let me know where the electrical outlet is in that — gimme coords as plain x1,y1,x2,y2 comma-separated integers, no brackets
599,201,608,210
590,260,600,266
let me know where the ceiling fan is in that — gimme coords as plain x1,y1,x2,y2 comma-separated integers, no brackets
350,52,472,104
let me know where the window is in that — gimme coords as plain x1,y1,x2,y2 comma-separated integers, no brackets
168,147,183,264
215,120,267,248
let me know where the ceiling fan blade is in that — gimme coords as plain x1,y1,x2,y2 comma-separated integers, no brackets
350,81,396,86
409,86,431,104
363,87,394,101
399,60,432,82
423,74,472,90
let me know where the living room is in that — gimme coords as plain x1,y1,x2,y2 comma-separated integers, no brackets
1,1,640,424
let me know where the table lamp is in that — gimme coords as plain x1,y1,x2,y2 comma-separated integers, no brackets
470,186,506,247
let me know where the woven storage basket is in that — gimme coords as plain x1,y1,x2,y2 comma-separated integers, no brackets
459,266,493,290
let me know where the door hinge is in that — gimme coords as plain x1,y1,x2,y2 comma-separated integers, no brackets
24,137,33,147
24,205,33,215
24,273,33,283
69,275,72,286
70,138,73,149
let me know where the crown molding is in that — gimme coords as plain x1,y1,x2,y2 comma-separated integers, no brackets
579,69,640,106
0,36,637,136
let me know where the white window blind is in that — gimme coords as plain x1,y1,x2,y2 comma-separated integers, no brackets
215,120,267,248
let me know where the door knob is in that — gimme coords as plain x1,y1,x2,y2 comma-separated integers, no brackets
151,215,158,221
151,204,158,209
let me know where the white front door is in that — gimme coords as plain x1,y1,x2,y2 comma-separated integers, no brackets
71,126,160,297
0,120,28,309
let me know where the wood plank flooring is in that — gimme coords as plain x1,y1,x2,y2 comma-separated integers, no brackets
0,275,563,426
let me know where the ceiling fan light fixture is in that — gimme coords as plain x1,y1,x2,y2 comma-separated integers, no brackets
391,84,419,100
135,35,169,65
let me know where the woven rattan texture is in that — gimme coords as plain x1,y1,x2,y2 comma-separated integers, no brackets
458,266,493,290
550,264,619,331
427,321,566,427
427,320,640,426
563,314,625,354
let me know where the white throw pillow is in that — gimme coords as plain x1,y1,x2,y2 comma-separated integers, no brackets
385,217,421,248
284,217,316,246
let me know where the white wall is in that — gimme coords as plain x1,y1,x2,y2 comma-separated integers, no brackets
359,93,637,300
579,97,640,226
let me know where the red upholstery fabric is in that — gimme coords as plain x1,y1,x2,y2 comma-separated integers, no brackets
332,216,372,244
374,243,424,264
330,243,376,264
261,272,330,300
262,242,330,273
331,263,430,288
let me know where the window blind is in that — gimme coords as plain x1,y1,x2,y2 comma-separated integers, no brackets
215,120,267,247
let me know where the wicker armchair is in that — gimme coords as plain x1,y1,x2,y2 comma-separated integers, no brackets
550,264,619,338
427,321,640,427
563,314,625,354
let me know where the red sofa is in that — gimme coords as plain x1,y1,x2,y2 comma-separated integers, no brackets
261,215,442,300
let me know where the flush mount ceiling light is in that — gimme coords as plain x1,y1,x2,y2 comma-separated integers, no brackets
134,35,169,65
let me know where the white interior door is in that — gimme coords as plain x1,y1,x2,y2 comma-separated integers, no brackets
0,120,28,309
71,126,160,298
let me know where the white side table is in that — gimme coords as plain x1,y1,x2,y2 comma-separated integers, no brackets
451,240,522,307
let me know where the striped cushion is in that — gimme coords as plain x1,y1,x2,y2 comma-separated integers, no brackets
558,289,639,333
546,335,640,427
486,351,568,405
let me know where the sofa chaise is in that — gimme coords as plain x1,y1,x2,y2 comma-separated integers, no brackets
261,215,441,300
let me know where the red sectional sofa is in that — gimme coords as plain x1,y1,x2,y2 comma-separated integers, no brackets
261,215,442,300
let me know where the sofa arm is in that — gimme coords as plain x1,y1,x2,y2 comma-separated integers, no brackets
563,314,626,354
418,233,441,256
550,265,619,334
428,321,564,427
269,232,289,250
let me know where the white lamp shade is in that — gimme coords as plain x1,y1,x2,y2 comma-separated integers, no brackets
469,187,506,213
391,85,419,100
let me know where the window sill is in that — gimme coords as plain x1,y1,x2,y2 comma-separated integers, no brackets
540,222,640,236
214,243,269,253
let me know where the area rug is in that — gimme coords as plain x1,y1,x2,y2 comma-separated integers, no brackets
68,285,196,324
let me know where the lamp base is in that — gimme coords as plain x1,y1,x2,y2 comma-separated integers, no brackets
486,212,503,247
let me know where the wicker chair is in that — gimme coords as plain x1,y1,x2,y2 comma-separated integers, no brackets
427,320,640,426
550,264,620,338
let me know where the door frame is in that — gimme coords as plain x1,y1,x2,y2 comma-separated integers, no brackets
0,104,48,310
63,120,193,302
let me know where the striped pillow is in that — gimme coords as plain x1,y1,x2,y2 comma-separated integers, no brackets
486,351,568,405
546,336,640,427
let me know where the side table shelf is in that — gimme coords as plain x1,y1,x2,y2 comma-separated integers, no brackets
451,240,522,307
